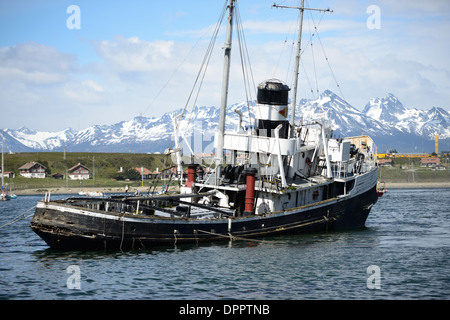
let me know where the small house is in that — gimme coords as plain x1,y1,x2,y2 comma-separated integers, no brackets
377,159,393,167
134,167,152,180
432,164,446,171
68,163,90,180
0,166,15,178
51,173,64,179
420,157,440,167
19,162,47,178
6,172,15,178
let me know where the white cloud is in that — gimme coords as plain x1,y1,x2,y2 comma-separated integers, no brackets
62,80,107,104
1,2,449,133
377,0,450,17
0,42,113,130
82,80,104,93
0,66,66,84
0,42,73,84
93,36,175,73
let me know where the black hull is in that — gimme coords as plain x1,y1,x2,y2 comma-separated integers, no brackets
30,186,378,250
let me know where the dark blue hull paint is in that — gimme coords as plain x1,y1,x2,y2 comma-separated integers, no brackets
30,185,378,250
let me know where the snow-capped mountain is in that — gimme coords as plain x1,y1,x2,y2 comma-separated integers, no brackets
298,90,390,137
5,127,76,152
363,94,450,142
2,91,449,153
363,93,408,124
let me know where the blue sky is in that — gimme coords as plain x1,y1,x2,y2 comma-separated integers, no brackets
1,0,449,131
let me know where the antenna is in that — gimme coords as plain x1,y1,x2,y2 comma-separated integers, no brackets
273,2,332,136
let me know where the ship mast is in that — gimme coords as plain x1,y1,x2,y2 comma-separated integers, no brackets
273,1,332,136
215,0,235,185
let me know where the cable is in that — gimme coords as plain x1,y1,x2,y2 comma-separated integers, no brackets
161,0,228,155
307,8,346,100
235,1,255,127
0,205,36,229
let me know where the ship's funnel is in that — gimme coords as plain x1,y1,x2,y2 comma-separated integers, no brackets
257,79,290,106
255,79,290,138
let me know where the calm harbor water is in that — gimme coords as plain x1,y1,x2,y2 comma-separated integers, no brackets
0,189,449,300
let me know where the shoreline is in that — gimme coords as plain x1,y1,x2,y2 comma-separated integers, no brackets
12,181,450,195
382,182,450,189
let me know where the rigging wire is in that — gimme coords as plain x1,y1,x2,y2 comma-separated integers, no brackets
306,6,346,101
315,31,345,101
0,205,36,229
142,36,202,118
277,2,331,101
298,9,325,100
180,0,257,144
235,0,255,127
273,38,288,79
181,0,228,131
310,41,319,97
145,0,228,169
142,3,230,119
300,58,315,98
167,0,228,160
160,1,228,175
272,9,298,80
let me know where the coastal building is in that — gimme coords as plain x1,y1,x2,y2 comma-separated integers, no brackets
2,171,15,178
420,157,440,168
19,162,47,178
0,166,15,178
377,159,393,167
68,163,90,180
51,173,64,179
432,164,446,171
134,167,152,180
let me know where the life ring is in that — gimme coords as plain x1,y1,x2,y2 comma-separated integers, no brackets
305,157,311,166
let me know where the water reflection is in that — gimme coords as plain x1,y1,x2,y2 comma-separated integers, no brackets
1,190,449,299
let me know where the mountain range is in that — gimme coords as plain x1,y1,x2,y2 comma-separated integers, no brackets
2,90,449,154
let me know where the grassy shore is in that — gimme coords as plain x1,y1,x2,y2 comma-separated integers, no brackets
2,152,178,195
377,157,450,188
383,181,450,189
2,152,171,181
3,152,450,195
